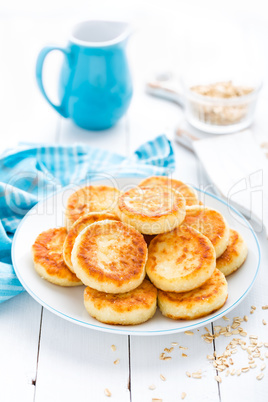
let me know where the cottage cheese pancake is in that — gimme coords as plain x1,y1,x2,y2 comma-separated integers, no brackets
146,226,216,292
139,176,199,207
32,228,82,286
216,229,248,276
71,220,147,293
65,185,120,230
63,212,119,273
158,268,228,320
182,206,229,258
116,185,186,235
84,279,157,325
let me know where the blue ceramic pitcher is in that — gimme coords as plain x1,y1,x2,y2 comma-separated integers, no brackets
36,20,133,130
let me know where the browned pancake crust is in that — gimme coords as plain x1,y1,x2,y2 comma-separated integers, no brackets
181,206,229,257
139,176,198,206
146,225,216,292
158,269,228,320
84,279,157,314
32,228,81,284
118,186,184,218
216,229,248,275
65,185,120,229
73,220,147,291
63,212,119,271
217,229,240,264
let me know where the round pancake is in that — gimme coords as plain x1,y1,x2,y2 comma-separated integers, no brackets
71,220,147,293
181,206,230,258
65,185,120,230
84,279,157,325
63,212,119,273
146,225,216,292
158,268,228,320
32,227,82,286
216,229,248,276
116,185,186,235
139,176,199,206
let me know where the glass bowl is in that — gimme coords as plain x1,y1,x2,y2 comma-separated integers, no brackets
183,82,262,134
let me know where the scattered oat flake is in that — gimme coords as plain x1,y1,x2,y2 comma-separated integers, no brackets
207,355,214,360
111,345,116,352
215,375,222,383
244,315,248,322
172,342,178,346
251,305,256,310
182,353,188,358
114,359,119,365
104,388,111,397
160,374,166,381
181,392,186,400
256,373,264,380
261,364,266,371
223,316,229,321
164,356,172,361
192,374,202,379
186,371,191,377
265,352,268,358
179,346,188,350
237,369,241,376
149,385,156,390
164,347,173,353
264,343,268,348
263,319,267,325
262,305,268,310
152,399,162,402
184,331,194,335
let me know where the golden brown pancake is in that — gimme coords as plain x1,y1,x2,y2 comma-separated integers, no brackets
116,185,186,235
146,225,216,292
158,268,228,320
84,279,157,325
32,228,82,286
181,206,230,258
71,220,147,293
216,229,248,276
65,185,120,230
139,176,199,206
63,212,119,273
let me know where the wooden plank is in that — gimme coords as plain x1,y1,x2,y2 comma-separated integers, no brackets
34,309,130,402
215,229,268,402
35,67,130,401
130,328,220,402
0,293,42,402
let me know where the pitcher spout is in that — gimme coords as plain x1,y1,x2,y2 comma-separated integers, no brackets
70,20,132,48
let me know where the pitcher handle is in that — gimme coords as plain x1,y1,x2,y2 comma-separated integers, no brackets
36,46,70,118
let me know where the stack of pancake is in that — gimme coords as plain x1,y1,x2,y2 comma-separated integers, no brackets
32,176,248,326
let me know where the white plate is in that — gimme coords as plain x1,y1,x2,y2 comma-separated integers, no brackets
12,177,260,336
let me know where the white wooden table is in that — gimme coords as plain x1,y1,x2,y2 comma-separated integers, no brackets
1,3,268,401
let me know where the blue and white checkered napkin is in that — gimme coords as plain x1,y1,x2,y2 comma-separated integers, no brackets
0,135,175,303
